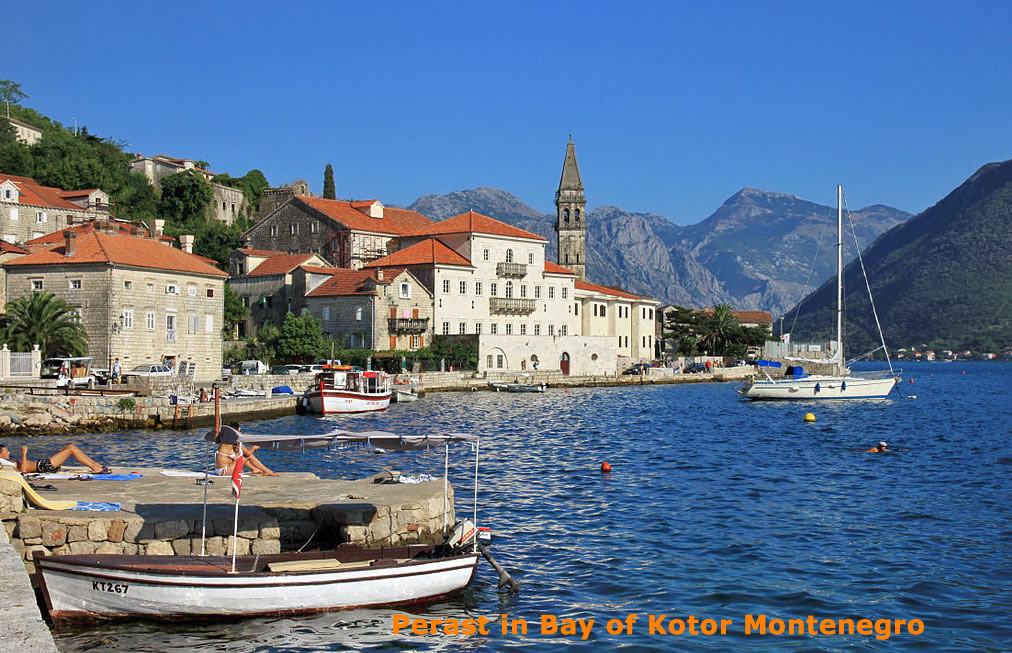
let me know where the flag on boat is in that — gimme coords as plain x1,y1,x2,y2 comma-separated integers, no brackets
231,456,243,499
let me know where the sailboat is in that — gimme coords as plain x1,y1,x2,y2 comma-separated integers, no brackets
739,186,900,400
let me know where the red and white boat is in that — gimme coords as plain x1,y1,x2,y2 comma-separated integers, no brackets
303,367,392,414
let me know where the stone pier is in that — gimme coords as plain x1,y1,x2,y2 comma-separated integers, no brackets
1,467,456,578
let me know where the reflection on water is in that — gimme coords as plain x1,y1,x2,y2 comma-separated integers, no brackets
13,363,1010,651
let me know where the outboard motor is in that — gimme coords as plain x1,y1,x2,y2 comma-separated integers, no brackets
445,519,477,554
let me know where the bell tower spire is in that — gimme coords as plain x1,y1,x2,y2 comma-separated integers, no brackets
555,135,587,281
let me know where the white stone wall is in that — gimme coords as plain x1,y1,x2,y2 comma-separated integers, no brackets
478,334,617,375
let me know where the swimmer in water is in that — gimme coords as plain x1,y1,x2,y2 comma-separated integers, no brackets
865,441,889,453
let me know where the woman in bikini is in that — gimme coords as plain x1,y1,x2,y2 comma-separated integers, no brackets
214,424,278,476
0,443,109,474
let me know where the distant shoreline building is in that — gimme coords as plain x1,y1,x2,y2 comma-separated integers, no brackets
129,154,246,225
6,118,42,146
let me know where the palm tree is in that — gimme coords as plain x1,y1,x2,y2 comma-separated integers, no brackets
0,291,88,357
700,303,738,356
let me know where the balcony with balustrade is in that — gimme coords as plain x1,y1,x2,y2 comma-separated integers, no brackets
489,297,536,314
388,318,429,334
496,262,527,278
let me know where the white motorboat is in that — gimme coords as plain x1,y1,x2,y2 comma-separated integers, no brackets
740,185,900,400
304,367,392,414
393,387,419,402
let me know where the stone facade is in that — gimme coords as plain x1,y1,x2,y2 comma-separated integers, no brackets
7,118,41,146
304,269,434,350
3,230,227,382
242,197,433,269
128,155,247,225
254,181,312,222
227,251,330,338
1,175,113,245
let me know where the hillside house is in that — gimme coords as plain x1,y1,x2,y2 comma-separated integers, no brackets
0,173,113,244
227,248,331,337
241,197,434,269
128,155,246,225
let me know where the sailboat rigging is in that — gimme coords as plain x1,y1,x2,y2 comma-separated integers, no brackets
738,185,900,400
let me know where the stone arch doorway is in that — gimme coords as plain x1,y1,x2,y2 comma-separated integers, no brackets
560,352,570,376
486,348,508,371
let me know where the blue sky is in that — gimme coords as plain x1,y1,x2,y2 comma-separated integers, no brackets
6,2,1011,223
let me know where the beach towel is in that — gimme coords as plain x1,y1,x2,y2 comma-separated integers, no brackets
159,470,249,478
85,473,142,481
26,473,142,481
70,502,122,511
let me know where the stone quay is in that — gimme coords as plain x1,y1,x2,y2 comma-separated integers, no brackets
0,467,456,579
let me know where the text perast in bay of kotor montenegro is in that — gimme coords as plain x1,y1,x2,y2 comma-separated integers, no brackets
393,613,926,642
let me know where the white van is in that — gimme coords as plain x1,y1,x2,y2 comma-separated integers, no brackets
238,360,268,375
40,357,95,388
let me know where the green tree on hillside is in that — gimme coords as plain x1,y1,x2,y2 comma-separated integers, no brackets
0,80,27,118
323,163,336,199
159,171,214,223
223,284,248,337
0,291,88,357
213,169,270,214
0,118,33,176
278,311,325,360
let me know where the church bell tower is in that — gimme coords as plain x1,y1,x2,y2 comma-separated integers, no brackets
554,136,587,281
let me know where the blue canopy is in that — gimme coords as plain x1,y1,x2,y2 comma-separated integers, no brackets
755,360,782,368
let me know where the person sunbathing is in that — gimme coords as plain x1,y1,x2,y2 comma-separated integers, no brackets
0,443,109,474
214,424,277,476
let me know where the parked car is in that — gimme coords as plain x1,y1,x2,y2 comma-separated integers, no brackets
40,357,95,388
122,364,173,382
300,364,327,374
237,360,268,375
622,362,655,375
270,365,303,375
685,362,709,374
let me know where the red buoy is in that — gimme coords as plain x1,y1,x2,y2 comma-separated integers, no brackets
909,378,914,383
600,461,611,473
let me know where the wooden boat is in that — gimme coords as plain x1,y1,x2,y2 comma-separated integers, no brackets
35,431,513,623
506,382,547,393
304,367,392,414
36,544,479,623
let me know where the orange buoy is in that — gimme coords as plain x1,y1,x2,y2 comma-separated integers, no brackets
962,370,966,374
909,378,914,383
600,461,611,473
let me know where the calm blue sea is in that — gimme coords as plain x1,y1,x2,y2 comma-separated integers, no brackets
15,362,1011,652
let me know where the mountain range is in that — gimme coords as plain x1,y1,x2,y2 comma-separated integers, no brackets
783,159,1012,354
408,187,910,316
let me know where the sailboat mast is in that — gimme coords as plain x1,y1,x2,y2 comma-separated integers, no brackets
836,185,844,373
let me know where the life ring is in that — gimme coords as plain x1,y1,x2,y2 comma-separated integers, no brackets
470,386,477,392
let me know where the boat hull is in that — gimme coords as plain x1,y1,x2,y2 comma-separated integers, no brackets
304,389,391,414
393,389,418,403
739,375,898,400
38,550,479,623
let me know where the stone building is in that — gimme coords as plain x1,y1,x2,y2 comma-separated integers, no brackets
4,228,227,382
1,173,113,244
254,181,312,222
7,118,41,146
128,155,247,225
241,197,433,269
303,268,433,350
363,210,658,375
555,136,587,281
0,240,28,307
227,248,331,338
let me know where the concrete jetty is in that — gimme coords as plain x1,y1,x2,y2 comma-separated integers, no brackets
1,467,456,580
0,524,57,652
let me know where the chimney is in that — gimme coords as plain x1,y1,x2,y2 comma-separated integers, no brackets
376,269,384,281
179,234,194,254
153,219,165,239
64,230,77,257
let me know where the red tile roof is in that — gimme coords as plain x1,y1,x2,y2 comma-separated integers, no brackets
544,261,576,275
402,210,546,241
731,310,773,324
1,174,87,211
297,197,434,235
57,189,100,199
245,253,317,277
26,221,154,245
4,231,228,277
236,246,287,258
305,268,408,297
574,280,645,301
363,238,473,268
0,241,28,254
299,265,341,275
